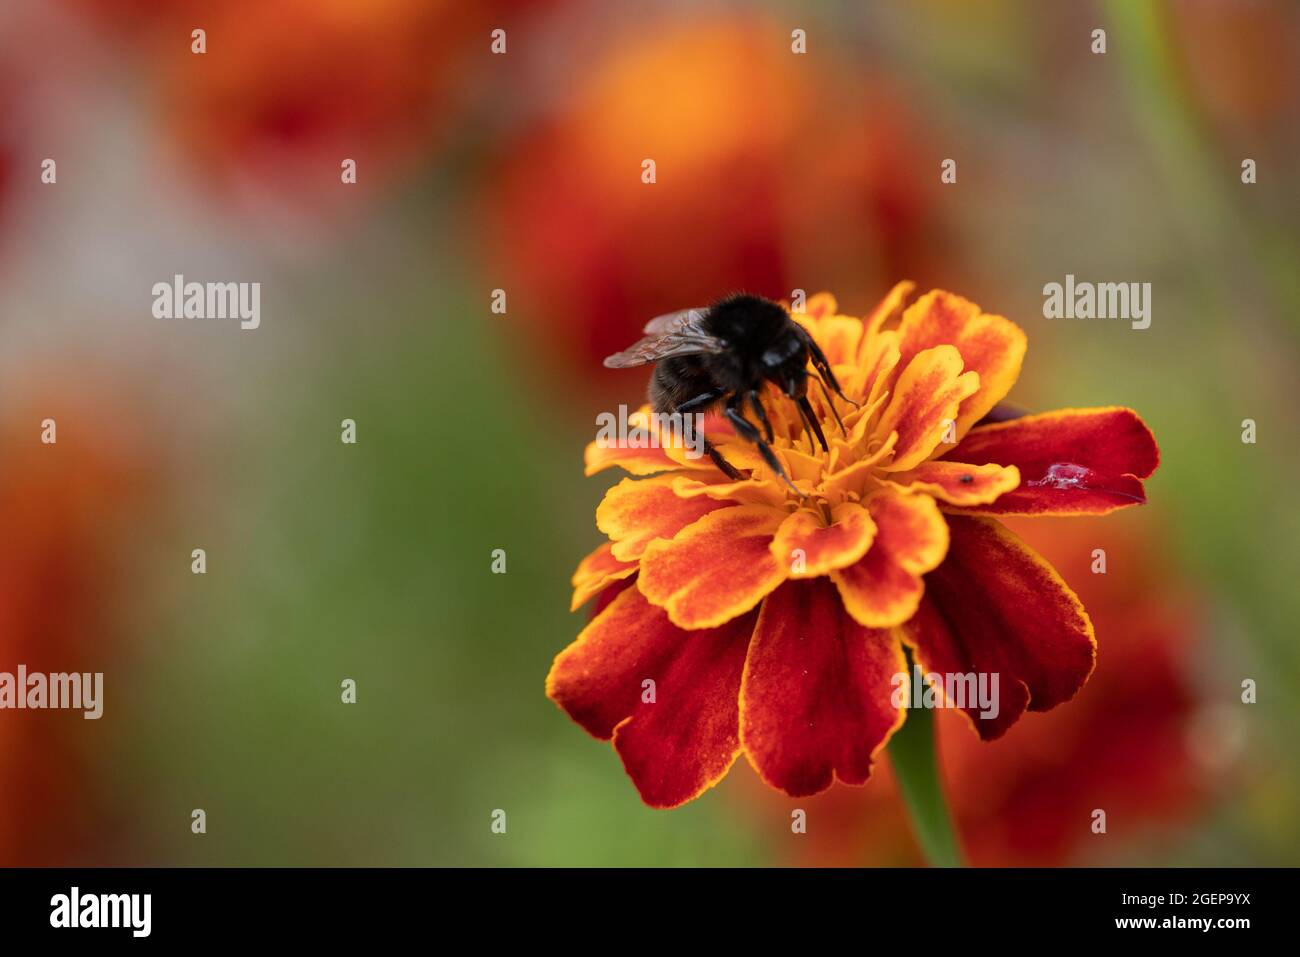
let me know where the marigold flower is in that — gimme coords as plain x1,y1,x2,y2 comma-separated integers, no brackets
548,285,1160,808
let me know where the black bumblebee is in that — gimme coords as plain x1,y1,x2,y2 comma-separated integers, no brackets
603,293,855,491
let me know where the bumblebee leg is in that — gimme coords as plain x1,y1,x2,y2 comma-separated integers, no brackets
724,399,803,498
813,374,847,434
796,324,859,408
663,390,735,474
794,405,816,452
748,390,775,443
703,438,744,480
796,395,829,452
672,389,724,414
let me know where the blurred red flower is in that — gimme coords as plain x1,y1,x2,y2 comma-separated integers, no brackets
0,378,157,865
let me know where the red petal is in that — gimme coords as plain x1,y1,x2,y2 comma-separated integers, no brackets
591,576,636,617
548,585,683,739
740,578,905,796
902,516,1095,740
547,587,757,808
613,610,757,808
947,407,1159,516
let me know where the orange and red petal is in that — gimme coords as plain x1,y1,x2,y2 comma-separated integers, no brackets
548,586,756,808
863,280,916,338
889,460,1021,507
591,575,637,617
570,541,639,611
548,585,688,739
740,577,906,796
823,430,898,499
896,291,1027,442
875,345,980,472
596,474,732,562
901,515,1095,740
670,473,788,507
811,315,866,367
662,432,763,473
946,407,1159,516
585,407,732,476
836,388,890,455
638,504,789,629
831,491,949,628
583,437,680,477
769,502,877,579
803,292,838,320
778,446,826,487
848,329,901,409
611,604,758,809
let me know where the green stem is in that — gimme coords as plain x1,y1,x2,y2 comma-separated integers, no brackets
888,658,964,867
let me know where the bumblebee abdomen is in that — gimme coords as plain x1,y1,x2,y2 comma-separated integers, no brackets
649,356,723,413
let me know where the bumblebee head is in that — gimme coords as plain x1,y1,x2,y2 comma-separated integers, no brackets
760,330,810,400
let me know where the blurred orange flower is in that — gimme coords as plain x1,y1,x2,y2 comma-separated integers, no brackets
161,0,454,195
481,15,943,379
72,0,539,212
547,286,1159,808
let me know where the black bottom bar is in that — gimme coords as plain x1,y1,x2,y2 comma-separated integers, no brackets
0,867,1281,942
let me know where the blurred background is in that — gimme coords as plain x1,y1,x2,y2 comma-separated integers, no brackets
0,0,1297,866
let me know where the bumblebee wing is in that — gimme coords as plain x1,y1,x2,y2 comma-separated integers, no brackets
643,307,707,335
602,328,725,368
604,307,722,367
